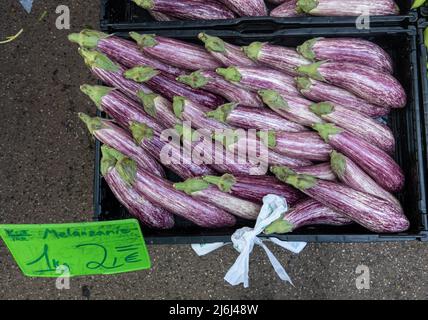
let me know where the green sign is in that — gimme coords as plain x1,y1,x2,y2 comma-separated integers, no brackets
0,219,151,277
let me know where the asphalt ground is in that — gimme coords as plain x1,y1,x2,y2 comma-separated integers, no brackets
0,0,427,300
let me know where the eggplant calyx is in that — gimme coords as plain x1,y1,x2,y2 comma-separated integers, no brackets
264,219,294,235
206,103,237,123
124,66,159,83
174,178,211,195
242,41,264,61
297,61,325,81
198,33,225,53
203,174,237,193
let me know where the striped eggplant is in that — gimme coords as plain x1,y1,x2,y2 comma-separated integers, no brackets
330,151,401,208
115,157,236,228
80,85,165,133
298,37,393,73
258,89,323,127
203,173,303,205
260,131,333,161
267,0,288,3
68,29,183,76
137,91,180,128
228,136,313,168
132,0,236,20
216,66,300,97
271,167,409,233
78,113,165,177
175,124,269,176
310,102,395,153
207,103,308,132
297,61,407,108
129,33,221,71
271,0,303,17
130,122,216,179
101,146,174,229
79,48,152,99
296,0,400,16
295,77,390,117
173,96,233,131
149,10,175,21
124,66,225,109
174,178,261,220
265,199,352,234
79,50,177,127
198,33,258,67
217,0,268,16
290,163,336,181
243,42,311,76
314,123,404,192
177,70,263,108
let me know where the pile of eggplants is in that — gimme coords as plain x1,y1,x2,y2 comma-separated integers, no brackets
130,0,401,20
69,29,410,234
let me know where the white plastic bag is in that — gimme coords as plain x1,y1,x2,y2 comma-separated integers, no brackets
19,0,33,13
192,195,307,288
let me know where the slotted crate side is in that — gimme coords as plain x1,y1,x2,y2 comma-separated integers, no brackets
93,27,428,244
100,0,418,33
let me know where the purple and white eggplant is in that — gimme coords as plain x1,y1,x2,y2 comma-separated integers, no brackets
173,96,233,131
101,146,174,229
271,0,304,17
228,135,313,168
261,131,333,161
330,151,401,208
174,178,261,220
265,198,352,234
80,84,165,133
296,0,400,17
129,33,222,71
297,61,406,108
177,70,263,107
207,103,308,132
218,0,268,16
79,48,152,99
175,125,269,176
130,122,216,179
199,33,258,67
79,50,178,127
116,157,236,228
298,37,393,73
216,66,300,97
137,91,180,128
291,163,336,181
132,0,236,20
258,89,323,127
243,42,311,76
271,167,409,233
124,66,225,109
79,113,165,177
314,123,404,192
202,173,303,205
310,102,395,153
68,29,183,76
295,77,390,117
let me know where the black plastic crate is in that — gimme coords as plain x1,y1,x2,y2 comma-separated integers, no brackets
100,0,418,33
93,26,428,244
417,20,428,172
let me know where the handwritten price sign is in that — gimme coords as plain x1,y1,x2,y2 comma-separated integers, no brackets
0,219,151,277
